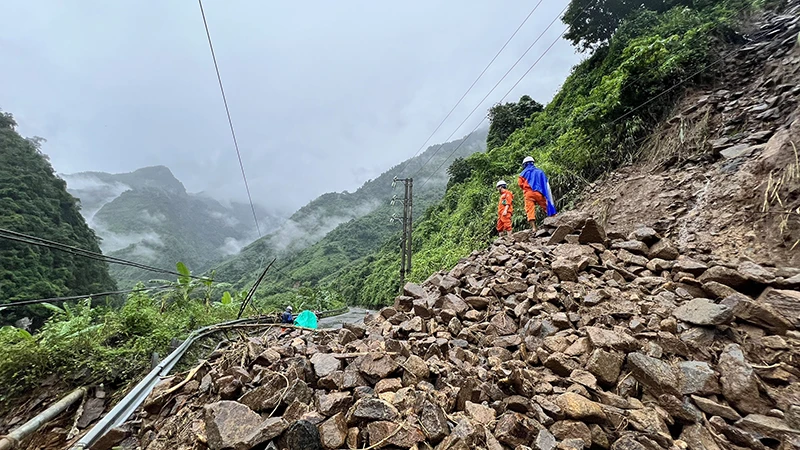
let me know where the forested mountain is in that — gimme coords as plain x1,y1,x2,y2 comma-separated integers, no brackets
213,130,488,299
0,112,116,325
61,167,285,287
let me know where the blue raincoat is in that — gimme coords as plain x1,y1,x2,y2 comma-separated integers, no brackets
520,163,557,216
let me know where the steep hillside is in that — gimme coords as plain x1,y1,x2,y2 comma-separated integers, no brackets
0,112,116,326
344,0,797,308
62,167,285,287
213,130,488,297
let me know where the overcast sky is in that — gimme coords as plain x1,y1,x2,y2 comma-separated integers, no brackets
1,0,582,213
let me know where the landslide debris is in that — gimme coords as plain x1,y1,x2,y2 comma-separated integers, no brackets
110,215,800,450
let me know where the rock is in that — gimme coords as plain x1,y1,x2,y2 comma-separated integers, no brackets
77,398,105,428
374,378,402,394
701,281,738,299
549,225,575,245
736,414,800,442
690,395,742,421
737,261,776,284
718,344,769,415
351,398,400,421
628,227,659,246
678,361,721,395
494,412,542,447
490,313,518,335
310,353,341,378
465,401,496,425
698,265,748,289
318,413,347,450
317,392,353,417
550,420,592,444
555,392,607,423
755,288,800,327
419,400,449,443
627,352,679,396
672,298,734,326
585,327,638,352
673,259,708,276
87,425,130,450
611,241,649,255
465,296,489,310
558,438,587,450
586,349,624,386
204,401,287,450
535,429,557,450
366,420,425,448
553,258,579,282
579,219,606,244
722,293,794,334
283,420,322,450
648,239,679,260
403,282,427,299
720,143,753,159
610,436,646,450
495,280,528,296
355,353,398,379
680,424,723,450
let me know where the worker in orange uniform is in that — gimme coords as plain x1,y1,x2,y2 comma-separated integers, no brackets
518,156,557,231
496,180,513,236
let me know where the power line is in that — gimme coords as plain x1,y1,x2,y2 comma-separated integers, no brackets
409,1,573,181
1,285,173,308
394,0,546,176
197,0,262,237
0,228,214,282
418,1,763,191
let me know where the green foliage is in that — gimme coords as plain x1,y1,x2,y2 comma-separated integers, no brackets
0,281,243,407
487,95,544,150
0,111,116,327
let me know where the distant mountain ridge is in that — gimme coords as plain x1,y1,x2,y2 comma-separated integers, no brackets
62,166,285,287
212,129,489,296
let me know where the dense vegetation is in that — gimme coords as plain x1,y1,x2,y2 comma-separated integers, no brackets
319,0,761,306
215,131,488,309
62,167,281,288
0,112,116,327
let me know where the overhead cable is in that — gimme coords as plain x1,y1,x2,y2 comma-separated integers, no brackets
197,0,262,237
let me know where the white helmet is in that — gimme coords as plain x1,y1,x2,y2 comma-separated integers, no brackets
496,180,507,188
523,156,535,165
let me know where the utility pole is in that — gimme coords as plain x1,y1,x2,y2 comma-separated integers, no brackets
392,177,413,287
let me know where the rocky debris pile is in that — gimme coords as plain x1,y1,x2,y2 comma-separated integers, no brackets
104,214,800,450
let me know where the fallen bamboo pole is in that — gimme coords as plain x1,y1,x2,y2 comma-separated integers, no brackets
0,387,87,450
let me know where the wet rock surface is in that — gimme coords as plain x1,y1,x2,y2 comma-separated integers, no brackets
121,208,799,450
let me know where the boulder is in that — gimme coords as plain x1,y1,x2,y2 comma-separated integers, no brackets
755,288,800,327
318,413,347,450
366,421,425,448
672,298,734,326
204,401,287,450
627,352,679,397
717,344,770,415
697,265,748,289
555,393,607,422
579,219,606,244
350,398,400,422
310,353,341,378
648,239,679,260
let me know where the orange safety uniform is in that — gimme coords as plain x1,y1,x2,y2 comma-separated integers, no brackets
518,176,548,221
496,188,513,232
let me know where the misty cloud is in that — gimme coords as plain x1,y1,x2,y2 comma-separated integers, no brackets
270,199,381,252
1,1,581,212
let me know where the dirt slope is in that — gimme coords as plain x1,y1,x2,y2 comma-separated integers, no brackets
577,8,800,266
